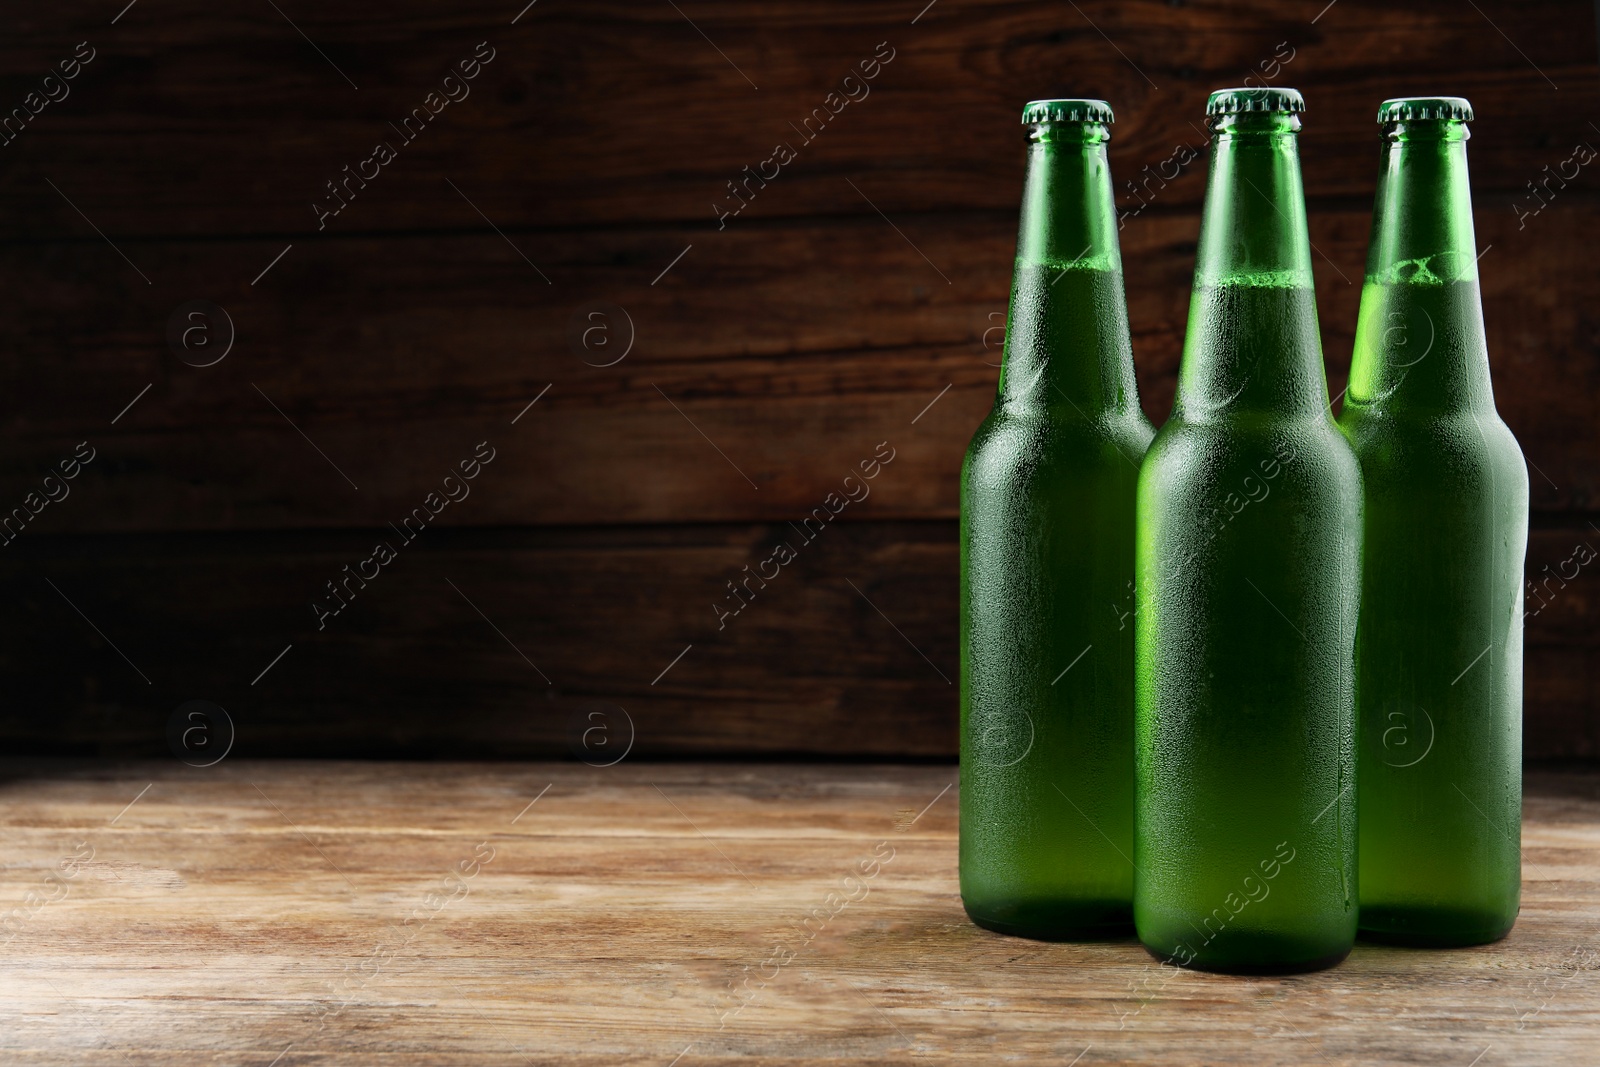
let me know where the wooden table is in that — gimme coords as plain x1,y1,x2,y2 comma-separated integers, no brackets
1,761,1596,1065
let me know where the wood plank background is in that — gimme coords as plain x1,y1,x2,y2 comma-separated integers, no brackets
2,761,1598,1064
0,0,1594,758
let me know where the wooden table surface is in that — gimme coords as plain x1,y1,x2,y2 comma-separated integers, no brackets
1,761,1596,1065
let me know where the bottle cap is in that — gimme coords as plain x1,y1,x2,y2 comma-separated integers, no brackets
1376,96,1473,122
1021,99,1114,125
1205,87,1306,116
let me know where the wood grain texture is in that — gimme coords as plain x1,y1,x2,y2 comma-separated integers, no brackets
1,521,1595,760
1,198,1594,530
0,522,965,759
0,0,1594,756
0,1,1592,236
0,761,1597,1065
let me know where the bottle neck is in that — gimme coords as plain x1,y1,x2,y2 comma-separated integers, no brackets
1346,120,1494,415
998,122,1137,415
1177,112,1324,422
1177,112,1329,421
1192,113,1315,289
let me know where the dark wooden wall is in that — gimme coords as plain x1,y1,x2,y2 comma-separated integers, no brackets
0,1,1595,760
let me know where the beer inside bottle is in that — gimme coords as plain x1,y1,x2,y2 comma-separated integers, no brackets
1339,97,1528,946
959,98,1154,939
1134,87,1361,972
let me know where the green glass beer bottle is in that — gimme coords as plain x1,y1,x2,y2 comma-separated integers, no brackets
1134,88,1361,972
1339,97,1528,946
959,99,1154,939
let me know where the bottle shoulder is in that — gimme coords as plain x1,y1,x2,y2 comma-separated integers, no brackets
1337,406,1529,500
1139,413,1360,510
967,403,1153,450
1339,403,1522,451
1144,412,1356,469
963,406,1151,485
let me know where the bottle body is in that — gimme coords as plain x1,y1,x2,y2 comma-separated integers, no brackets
1339,101,1527,946
1134,91,1361,972
960,103,1154,939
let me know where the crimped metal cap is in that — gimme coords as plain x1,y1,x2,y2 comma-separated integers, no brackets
1021,98,1114,125
1377,96,1473,122
1206,87,1306,115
